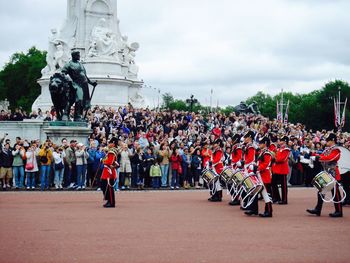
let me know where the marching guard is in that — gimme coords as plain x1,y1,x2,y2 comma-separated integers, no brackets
228,134,243,206
208,139,224,202
271,135,290,204
241,130,257,213
100,137,119,208
307,133,343,217
256,136,273,217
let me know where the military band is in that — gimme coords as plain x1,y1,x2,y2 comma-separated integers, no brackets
202,130,346,219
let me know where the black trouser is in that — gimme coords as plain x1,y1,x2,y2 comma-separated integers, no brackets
315,183,342,213
303,164,313,187
247,195,258,212
100,178,115,206
271,174,288,203
131,164,139,188
341,172,350,204
71,163,77,184
86,163,94,187
119,172,126,187
246,183,272,212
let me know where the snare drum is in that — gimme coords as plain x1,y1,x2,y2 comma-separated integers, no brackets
201,169,219,185
312,171,336,193
231,171,245,187
220,167,235,184
241,174,263,197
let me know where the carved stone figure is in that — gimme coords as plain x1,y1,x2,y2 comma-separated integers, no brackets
41,29,71,76
49,73,75,121
88,18,118,58
61,51,97,121
129,89,145,107
53,43,70,70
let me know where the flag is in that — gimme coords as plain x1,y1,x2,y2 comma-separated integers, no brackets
284,100,290,125
276,100,280,122
341,98,347,127
334,98,338,128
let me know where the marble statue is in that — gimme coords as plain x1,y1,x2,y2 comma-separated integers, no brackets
0,99,10,112
129,90,145,107
88,18,119,58
119,35,140,77
41,29,71,76
35,0,145,112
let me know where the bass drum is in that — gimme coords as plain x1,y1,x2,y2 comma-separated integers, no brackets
201,169,219,185
312,171,336,194
220,167,235,184
337,146,350,175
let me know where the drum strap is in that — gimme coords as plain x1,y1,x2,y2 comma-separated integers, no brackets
257,172,271,203
319,182,346,203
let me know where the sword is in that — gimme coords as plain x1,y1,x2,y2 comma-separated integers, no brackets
83,82,98,120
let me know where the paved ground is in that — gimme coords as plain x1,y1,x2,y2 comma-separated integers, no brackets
0,188,349,263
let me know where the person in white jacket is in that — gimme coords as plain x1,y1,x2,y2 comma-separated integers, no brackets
25,142,39,190
53,145,66,189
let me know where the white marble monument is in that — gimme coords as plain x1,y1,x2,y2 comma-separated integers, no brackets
33,0,145,111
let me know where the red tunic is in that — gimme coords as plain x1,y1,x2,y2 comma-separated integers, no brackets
244,144,256,173
244,144,256,166
212,149,224,174
257,149,272,184
231,145,243,168
269,143,277,153
319,147,341,181
272,146,290,175
101,150,118,180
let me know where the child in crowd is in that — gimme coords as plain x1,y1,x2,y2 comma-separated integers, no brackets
150,160,162,189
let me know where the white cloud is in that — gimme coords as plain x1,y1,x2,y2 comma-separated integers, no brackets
0,0,349,106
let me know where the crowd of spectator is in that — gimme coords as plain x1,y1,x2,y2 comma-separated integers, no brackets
0,104,349,192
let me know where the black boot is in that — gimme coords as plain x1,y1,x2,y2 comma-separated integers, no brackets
306,193,323,216
329,211,343,218
208,192,217,201
217,190,222,201
245,210,258,216
229,199,240,206
306,209,321,216
245,196,258,216
209,191,222,202
259,202,273,217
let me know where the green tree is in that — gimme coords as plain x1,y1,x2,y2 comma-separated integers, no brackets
0,47,46,112
162,92,174,109
245,79,350,131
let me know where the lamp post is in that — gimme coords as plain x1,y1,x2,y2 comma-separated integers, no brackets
186,95,198,112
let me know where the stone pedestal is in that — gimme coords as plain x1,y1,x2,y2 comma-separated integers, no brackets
43,122,91,145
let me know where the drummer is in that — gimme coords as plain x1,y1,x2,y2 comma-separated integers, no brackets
228,134,243,206
256,136,273,217
242,130,258,213
208,139,224,202
306,133,343,218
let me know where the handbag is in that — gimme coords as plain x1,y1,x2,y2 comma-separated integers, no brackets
40,155,48,163
25,152,35,170
25,163,34,170
55,162,64,170
178,165,183,175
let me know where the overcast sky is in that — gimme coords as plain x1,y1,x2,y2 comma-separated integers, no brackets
0,0,349,106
